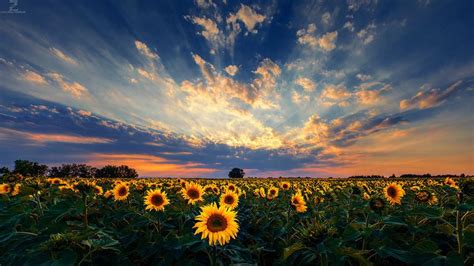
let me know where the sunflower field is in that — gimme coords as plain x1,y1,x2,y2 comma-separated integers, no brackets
1,176,473,265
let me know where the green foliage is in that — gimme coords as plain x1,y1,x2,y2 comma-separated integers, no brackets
0,177,473,265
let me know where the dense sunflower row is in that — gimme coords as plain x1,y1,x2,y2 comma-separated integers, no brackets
0,176,473,265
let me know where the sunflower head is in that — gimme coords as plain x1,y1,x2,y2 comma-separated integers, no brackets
281,181,291,190
383,183,405,205
0,183,11,194
11,184,21,196
220,190,239,209
461,180,474,197
181,182,204,205
369,197,385,211
415,190,431,203
144,189,169,211
291,192,308,213
194,203,239,246
258,187,266,198
444,178,458,189
113,183,130,201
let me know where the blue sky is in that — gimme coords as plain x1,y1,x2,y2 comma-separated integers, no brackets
0,0,473,177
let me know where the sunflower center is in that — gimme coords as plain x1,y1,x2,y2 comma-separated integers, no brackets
187,188,200,199
270,189,276,195
283,184,288,189
224,195,234,204
118,187,127,196
416,191,430,202
151,194,164,206
228,185,235,191
387,187,397,197
206,214,228,232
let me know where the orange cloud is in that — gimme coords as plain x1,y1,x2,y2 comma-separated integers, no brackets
0,128,112,144
87,153,217,177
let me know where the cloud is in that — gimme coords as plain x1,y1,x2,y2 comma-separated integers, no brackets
50,48,77,65
357,23,376,45
343,21,355,32
227,4,266,33
87,153,217,177
47,72,89,98
77,110,92,116
291,90,309,104
224,65,239,76
297,24,338,51
189,16,224,49
356,73,371,81
22,70,48,85
355,85,391,105
322,12,331,25
320,84,351,101
134,40,158,60
195,0,215,9
295,77,316,92
0,128,113,144
137,68,158,81
400,80,463,110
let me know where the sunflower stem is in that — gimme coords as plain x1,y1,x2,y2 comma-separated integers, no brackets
456,209,464,258
83,194,89,228
211,245,217,266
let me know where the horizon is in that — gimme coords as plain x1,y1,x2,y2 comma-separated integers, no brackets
1,0,473,177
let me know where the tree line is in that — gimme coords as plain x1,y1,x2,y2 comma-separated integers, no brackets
0,160,138,178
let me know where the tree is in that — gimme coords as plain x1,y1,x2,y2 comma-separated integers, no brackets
49,164,97,178
228,168,245,179
13,160,48,176
0,167,10,175
96,165,138,178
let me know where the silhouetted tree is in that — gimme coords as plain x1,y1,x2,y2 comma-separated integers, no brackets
13,160,48,176
0,166,10,175
49,164,97,178
96,165,138,178
228,168,245,179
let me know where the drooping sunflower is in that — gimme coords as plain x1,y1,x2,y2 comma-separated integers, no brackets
258,187,266,198
11,184,21,196
383,183,405,205
194,203,239,246
220,190,239,209
0,183,11,194
369,197,385,211
291,192,308,213
363,192,370,200
415,190,431,203
444,177,458,189
113,183,130,201
181,182,204,205
103,190,113,199
144,189,170,211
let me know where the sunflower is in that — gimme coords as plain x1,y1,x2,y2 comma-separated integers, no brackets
227,183,237,191
415,190,431,203
267,186,279,200
113,183,130,201
193,203,239,246
363,192,370,200
291,192,308,213
444,177,458,189
93,185,104,195
103,190,113,199
181,182,204,205
383,183,405,205
220,190,239,209
11,184,21,196
0,183,11,194
280,181,291,190
47,178,63,185
144,189,170,211
369,197,385,211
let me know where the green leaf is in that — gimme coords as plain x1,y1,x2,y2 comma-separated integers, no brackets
411,239,439,254
283,242,305,260
464,224,474,247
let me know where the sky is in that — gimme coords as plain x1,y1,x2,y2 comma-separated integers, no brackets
0,0,473,177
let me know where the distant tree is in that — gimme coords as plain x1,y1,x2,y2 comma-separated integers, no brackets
13,160,48,176
49,164,97,178
0,166,10,175
228,168,245,179
96,165,138,178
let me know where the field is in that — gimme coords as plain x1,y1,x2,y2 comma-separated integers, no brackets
1,176,473,265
